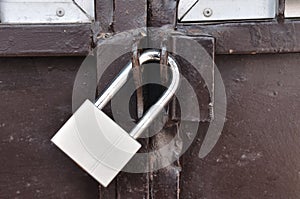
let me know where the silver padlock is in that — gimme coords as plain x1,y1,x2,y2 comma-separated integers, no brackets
51,50,180,187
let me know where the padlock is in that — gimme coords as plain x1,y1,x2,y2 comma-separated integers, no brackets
51,50,180,187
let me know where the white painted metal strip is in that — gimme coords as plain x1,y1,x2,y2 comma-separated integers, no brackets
285,0,300,18
178,0,198,20
180,0,277,22
0,0,94,23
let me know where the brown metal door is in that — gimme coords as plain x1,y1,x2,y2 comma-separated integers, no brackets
1,0,300,198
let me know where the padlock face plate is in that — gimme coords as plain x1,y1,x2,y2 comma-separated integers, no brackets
51,100,141,187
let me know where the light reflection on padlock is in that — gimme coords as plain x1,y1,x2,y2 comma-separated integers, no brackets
51,50,180,187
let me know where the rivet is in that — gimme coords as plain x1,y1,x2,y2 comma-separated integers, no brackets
56,8,65,17
203,8,213,17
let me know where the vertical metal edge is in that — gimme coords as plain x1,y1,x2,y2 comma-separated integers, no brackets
277,0,285,22
97,0,148,197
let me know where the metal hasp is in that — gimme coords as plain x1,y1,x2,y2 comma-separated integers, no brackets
51,50,180,187
0,0,94,23
95,50,180,139
178,0,277,22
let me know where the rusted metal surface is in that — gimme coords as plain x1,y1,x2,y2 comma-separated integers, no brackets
160,40,169,86
278,0,286,22
149,122,181,199
132,42,144,119
96,0,149,198
95,0,114,32
1,0,300,198
1,53,300,199
96,53,151,199
178,20,300,54
136,2,215,198
0,57,99,198
147,0,177,27
146,0,300,55
171,35,215,122
0,0,300,56
114,0,147,32
181,53,300,198
0,24,92,57
4,19,300,56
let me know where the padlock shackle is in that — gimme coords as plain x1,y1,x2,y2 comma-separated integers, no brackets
95,50,180,139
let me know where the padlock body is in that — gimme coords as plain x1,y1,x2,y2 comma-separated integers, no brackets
51,100,141,187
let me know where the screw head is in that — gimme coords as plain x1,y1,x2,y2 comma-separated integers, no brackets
56,8,65,17
203,8,213,17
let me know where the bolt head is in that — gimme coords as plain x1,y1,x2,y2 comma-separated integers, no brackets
56,8,65,17
203,8,213,17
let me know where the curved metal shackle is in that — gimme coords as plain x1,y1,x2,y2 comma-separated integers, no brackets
94,50,180,139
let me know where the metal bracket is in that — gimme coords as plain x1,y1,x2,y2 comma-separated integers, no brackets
0,0,94,23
